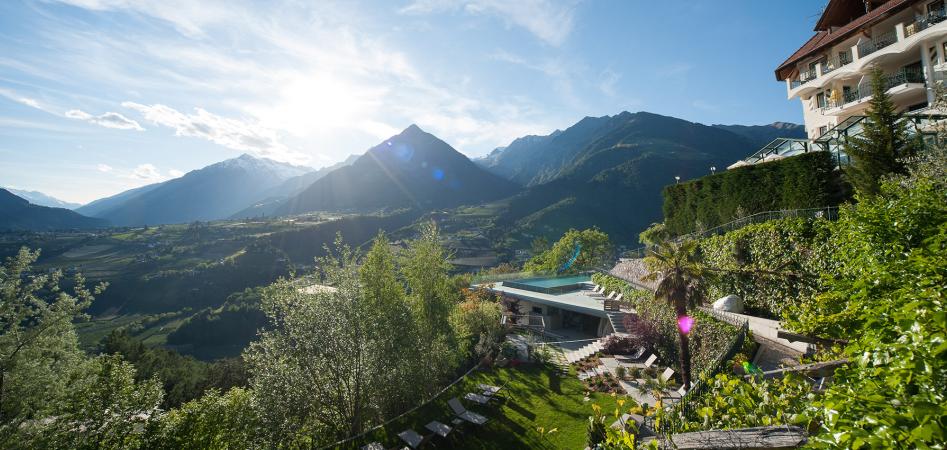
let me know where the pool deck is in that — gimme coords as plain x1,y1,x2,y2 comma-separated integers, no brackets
480,281,608,318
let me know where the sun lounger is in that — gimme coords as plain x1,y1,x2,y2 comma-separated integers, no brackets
605,291,616,300
449,398,488,425
660,367,675,382
614,293,623,302
627,347,646,361
464,392,491,405
425,420,452,438
643,354,658,368
677,386,688,397
397,429,428,449
361,443,385,450
479,383,503,397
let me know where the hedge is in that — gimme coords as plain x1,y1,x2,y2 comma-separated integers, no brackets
697,217,835,319
662,151,848,235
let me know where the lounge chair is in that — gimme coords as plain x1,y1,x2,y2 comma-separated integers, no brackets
660,367,675,382
643,354,658,368
361,443,385,450
604,291,616,300
449,398,488,425
479,382,506,398
614,293,623,302
425,420,452,438
464,392,491,405
677,386,688,397
627,347,646,361
397,429,429,449
587,285,605,296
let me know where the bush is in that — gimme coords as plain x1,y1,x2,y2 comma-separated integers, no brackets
615,366,627,380
663,151,847,235
602,335,638,355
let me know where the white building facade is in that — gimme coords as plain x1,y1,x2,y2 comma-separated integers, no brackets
778,0,947,139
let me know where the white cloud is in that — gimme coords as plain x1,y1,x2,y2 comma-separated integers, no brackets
65,109,144,130
97,163,113,172
400,0,577,46
0,88,46,111
122,102,304,163
599,69,621,97
132,163,162,180
168,169,184,177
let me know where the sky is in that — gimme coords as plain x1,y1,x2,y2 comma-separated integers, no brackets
0,0,828,204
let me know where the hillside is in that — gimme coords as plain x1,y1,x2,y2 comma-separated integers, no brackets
277,125,520,215
84,155,311,226
4,188,81,209
76,183,162,217
484,112,759,246
0,189,108,230
229,154,359,219
712,122,806,148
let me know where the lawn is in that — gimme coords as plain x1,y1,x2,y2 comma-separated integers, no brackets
359,363,620,449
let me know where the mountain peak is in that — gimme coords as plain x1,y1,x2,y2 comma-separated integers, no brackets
402,124,425,135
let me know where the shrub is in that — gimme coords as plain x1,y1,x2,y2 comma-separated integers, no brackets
615,366,627,380
602,335,638,355
662,151,847,235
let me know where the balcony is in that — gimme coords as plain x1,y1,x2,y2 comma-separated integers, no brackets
790,68,818,89
857,29,898,57
822,67,926,116
820,53,853,76
905,7,947,37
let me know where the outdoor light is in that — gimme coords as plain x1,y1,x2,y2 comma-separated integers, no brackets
674,175,681,184
677,315,695,334
710,166,716,174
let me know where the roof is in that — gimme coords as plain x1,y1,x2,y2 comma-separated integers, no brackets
774,0,915,81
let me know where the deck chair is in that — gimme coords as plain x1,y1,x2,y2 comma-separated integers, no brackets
614,293,623,302
660,367,676,382
360,443,384,450
449,398,488,425
397,429,429,449
604,291,616,300
643,354,658,368
627,346,646,361
677,386,688,397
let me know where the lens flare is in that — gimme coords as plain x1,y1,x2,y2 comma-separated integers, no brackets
677,315,695,334
432,168,444,180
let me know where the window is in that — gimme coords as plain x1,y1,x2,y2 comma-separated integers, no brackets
531,306,543,315
816,92,827,108
818,126,828,137
838,50,852,65
928,0,944,16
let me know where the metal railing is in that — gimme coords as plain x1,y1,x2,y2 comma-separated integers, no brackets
819,52,852,76
790,68,818,89
857,29,897,57
906,7,947,37
884,66,925,88
651,317,750,436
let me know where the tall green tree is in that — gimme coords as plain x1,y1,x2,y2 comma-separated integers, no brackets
0,247,104,423
525,228,613,273
642,240,705,390
843,67,919,196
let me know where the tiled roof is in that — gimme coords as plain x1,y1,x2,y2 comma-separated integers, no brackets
774,0,915,80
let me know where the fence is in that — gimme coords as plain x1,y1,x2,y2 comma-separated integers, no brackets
647,314,750,437
622,206,840,259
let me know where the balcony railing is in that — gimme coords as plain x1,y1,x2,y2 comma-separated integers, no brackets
824,68,924,110
820,53,853,75
857,29,898,57
906,7,947,37
790,68,819,89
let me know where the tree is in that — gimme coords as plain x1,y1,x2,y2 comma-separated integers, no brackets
145,388,260,450
843,67,920,196
638,223,668,248
525,228,613,273
642,240,705,390
0,247,105,423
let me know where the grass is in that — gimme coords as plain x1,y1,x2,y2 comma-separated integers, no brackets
359,363,620,449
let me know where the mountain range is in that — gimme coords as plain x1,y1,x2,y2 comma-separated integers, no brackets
0,189,107,231
275,125,520,215
3,188,82,209
4,113,803,236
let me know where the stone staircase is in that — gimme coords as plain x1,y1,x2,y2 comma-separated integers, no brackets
606,311,630,334
564,337,607,364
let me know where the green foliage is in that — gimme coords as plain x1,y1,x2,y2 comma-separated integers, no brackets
663,151,845,235
638,222,669,247
843,68,920,197
591,272,641,301
23,355,164,450
698,217,833,318
0,247,103,422
525,228,613,273
449,287,503,358
101,330,248,409
661,372,815,432
145,388,261,450
784,178,947,337
165,288,267,359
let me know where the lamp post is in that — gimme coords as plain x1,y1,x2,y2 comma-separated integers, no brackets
674,176,681,184
710,166,717,175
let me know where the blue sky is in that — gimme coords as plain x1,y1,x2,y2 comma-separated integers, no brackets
0,0,827,204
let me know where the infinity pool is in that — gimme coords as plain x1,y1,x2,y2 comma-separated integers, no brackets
503,274,591,294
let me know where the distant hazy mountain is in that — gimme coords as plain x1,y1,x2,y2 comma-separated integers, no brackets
277,125,520,215
490,112,759,245
76,183,161,217
87,155,311,226
0,189,108,230
229,154,360,219
711,122,806,148
4,188,81,209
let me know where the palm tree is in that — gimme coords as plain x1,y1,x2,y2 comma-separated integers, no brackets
642,239,705,390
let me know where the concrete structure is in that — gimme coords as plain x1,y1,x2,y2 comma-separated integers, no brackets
485,281,615,338
730,0,947,169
